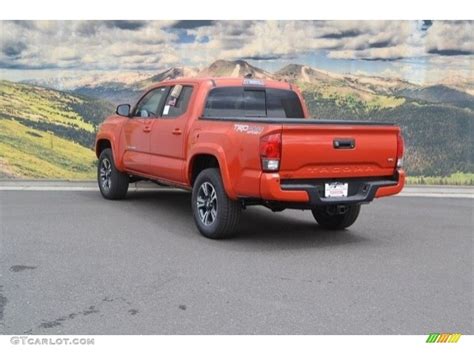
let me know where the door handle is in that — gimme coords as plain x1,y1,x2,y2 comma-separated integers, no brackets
333,138,355,149
172,128,182,135
143,126,152,133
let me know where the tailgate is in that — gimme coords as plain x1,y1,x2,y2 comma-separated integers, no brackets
279,124,399,179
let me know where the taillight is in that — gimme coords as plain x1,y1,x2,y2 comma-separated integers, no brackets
396,132,404,169
260,133,281,172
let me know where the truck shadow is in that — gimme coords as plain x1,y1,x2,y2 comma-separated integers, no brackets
229,207,371,251
97,190,372,250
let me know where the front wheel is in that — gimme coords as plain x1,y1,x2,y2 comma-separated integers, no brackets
311,204,361,230
192,168,241,239
98,148,129,200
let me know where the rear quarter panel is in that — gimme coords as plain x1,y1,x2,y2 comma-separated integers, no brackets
187,119,282,199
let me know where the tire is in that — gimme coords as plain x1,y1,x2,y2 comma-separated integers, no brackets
192,168,241,239
311,204,361,230
97,148,129,200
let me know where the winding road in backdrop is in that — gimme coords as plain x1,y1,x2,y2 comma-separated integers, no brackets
0,182,472,334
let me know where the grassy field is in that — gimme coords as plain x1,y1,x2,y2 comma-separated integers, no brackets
406,172,474,185
0,80,114,179
0,119,96,179
0,80,95,132
298,82,406,113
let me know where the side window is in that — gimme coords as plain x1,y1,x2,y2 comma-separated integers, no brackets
134,87,168,118
162,85,193,118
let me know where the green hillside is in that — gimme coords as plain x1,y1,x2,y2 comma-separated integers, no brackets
299,81,406,113
0,81,113,179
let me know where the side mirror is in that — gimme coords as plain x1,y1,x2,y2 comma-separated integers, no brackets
116,104,131,117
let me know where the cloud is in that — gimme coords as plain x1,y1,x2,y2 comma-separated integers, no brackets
169,20,215,29
421,20,433,31
320,21,425,60
368,40,393,49
0,21,178,71
328,44,424,61
185,21,342,61
106,21,147,31
0,60,57,70
324,21,474,61
240,55,284,61
181,21,429,63
2,41,27,58
428,49,473,56
0,20,472,77
320,30,360,39
425,21,474,56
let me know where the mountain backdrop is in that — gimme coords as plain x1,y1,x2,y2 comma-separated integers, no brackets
1,59,473,179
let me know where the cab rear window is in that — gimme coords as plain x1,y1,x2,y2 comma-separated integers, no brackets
204,87,304,118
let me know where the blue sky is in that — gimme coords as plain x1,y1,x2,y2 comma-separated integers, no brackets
0,20,472,84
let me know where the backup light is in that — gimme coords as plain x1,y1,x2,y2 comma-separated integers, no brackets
260,133,282,172
397,132,405,169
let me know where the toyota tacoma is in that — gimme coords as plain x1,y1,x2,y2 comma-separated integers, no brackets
95,77,405,239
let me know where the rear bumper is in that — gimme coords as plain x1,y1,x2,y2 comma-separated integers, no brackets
259,170,405,207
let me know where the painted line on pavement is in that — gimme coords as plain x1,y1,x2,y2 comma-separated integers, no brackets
0,186,472,198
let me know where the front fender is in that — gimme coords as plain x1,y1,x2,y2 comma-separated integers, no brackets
95,130,125,171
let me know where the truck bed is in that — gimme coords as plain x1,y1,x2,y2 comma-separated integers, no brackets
200,115,400,180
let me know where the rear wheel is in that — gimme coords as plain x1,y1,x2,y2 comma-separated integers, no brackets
98,148,129,200
192,168,241,239
311,204,361,230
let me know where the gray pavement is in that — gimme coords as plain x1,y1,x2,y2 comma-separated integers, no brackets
0,187,472,334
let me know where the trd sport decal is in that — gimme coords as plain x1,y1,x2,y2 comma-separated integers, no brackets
233,124,264,135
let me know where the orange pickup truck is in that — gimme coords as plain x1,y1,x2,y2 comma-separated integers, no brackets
95,77,405,239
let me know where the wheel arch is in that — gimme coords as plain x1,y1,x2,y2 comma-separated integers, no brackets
189,154,219,185
95,133,125,171
187,147,237,199
96,139,112,158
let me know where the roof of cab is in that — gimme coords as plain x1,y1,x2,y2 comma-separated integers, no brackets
147,76,293,91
